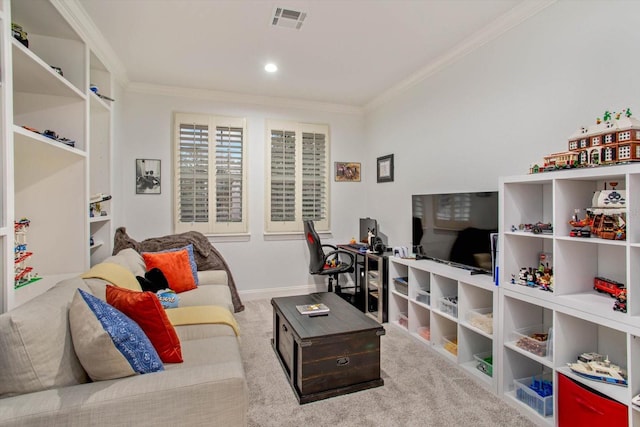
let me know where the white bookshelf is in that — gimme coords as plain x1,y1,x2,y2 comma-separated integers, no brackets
500,165,640,426
388,257,498,392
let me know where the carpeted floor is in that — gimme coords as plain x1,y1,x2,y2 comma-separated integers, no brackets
235,299,536,427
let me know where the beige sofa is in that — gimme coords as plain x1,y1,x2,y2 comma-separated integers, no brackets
0,249,248,426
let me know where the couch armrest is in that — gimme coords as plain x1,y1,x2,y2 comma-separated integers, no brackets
197,269,228,286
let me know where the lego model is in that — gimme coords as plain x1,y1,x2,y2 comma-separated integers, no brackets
510,252,553,292
530,108,640,173
593,276,625,298
567,353,628,387
14,218,41,288
613,289,627,313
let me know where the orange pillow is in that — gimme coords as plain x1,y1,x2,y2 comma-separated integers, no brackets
142,249,197,293
105,285,183,363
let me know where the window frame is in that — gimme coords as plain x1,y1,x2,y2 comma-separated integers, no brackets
265,120,330,233
173,112,248,235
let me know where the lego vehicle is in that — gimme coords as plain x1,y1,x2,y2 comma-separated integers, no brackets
613,289,627,313
593,276,625,298
568,353,627,387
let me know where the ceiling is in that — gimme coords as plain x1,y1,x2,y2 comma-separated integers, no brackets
77,0,548,108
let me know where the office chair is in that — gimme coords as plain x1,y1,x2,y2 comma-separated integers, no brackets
304,220,355,294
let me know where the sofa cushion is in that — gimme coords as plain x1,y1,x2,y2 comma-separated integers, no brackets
69,289,164,381
142,249,197,293
0,277,90,398
106,285,183,363
102,248,147,277
178,284,234,312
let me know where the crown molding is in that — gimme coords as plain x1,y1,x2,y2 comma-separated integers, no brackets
51,0,129,87
127,82,364,115
364,0,557,112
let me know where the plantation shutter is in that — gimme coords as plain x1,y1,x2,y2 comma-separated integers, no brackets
270,129,296,223
174,113,248,234
266,121,330,233
178,122,209,225
216,126,244,223
301,132,327,221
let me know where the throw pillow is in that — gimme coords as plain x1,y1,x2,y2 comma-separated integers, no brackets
69,289,164,381
106,286,183,363
156,289,179,309
156,244,199,286
142,249,197,293
136,267,170,293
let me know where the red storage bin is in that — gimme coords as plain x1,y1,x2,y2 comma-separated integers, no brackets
558,373,627,427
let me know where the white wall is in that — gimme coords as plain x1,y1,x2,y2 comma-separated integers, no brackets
114,90,366,293
364,1,640,248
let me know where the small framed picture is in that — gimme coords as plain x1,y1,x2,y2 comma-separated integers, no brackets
136,159,161,194
335,162,361,182
377,154,394,183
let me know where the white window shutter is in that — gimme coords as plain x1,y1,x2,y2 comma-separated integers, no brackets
174,113,247,234
266,120,330,233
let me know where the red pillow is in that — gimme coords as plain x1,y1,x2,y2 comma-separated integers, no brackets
105,286,183,363
142,249,197,293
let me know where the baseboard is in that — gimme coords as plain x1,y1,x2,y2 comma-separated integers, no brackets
238,284,321,301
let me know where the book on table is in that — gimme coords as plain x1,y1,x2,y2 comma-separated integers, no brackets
296,303,330,315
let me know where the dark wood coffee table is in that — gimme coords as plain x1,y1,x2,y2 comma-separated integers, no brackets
271,292,385,404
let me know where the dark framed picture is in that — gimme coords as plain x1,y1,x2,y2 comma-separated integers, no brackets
335,162,361,182
136,159,161,194
377,154,394,183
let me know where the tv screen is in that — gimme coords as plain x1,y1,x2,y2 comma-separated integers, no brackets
411,191,498,273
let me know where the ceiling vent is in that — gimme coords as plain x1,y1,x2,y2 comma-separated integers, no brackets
271,7,306,30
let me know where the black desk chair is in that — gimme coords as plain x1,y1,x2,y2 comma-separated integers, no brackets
304,220,355,294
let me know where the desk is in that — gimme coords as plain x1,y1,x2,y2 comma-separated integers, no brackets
337,245,388,323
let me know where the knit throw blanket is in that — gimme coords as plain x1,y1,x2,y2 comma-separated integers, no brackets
113,227,244,312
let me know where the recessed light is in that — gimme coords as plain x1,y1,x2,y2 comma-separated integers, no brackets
265,63,278,73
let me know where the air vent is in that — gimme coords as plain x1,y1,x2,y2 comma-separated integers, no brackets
272,7,306,30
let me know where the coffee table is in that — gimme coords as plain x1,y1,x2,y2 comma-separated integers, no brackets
271,292,385,404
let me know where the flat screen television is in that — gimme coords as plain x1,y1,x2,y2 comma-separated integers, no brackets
411,191,498,274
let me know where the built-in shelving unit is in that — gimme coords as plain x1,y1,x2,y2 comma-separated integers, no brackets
1,0,114,311
89,51,113,265
388,257,498,392
500,165,640,426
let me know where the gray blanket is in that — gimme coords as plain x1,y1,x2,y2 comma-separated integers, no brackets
113,227,244,312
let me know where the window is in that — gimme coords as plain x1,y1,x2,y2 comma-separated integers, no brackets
619,145,630,159
266,120,330,233
591,136,600,146
174,113,247,234
569,140,578,150
619,131,631,142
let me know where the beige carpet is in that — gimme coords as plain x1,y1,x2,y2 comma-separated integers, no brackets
235,298,536,427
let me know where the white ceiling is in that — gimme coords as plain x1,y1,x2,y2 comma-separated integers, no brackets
77,0,549,108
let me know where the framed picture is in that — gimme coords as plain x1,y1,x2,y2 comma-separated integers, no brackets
335,162,361,182
136,159,161,194
377,154,394,183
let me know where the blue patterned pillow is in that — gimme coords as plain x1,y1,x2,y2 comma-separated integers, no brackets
69,289,164,381
145,244,199,286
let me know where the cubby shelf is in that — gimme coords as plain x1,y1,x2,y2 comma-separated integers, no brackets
389,257,498,392
500,164,640,426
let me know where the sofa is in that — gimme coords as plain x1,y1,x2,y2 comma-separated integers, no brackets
0,248,248,426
